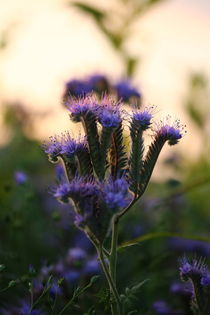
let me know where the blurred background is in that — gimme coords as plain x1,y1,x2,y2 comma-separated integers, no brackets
0,0,210,314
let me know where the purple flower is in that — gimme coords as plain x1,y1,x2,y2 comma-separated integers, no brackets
132,110,153,130
64,270,80,286
64,79,92,98
179,257,207,280
83,257,100,275
14,171,28,185
87,74,110,94
103,177,132,210
54,183,71,203
155,118,185,145
98,108,121,128
49,283,63,299
152,300,171,315
61,133,87,158
66,248,87,263
66,95,98,122
43,136,63,162
55,164,66,182
201,273,210,286
115,80,141,102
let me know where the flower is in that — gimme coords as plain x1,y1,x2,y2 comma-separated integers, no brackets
66,95,98,122
179,257,207,281
115,79,141,102
98,108,121,128
201,273,210,286
103,177,131,210
43,136,63,162
61,133,86,158
14,171,28,185
64,79,92,98
155,118,186,145
132,109,153,130
53,183,71,203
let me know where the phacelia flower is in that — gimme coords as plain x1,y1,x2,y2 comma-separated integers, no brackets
61,133,86,158
132,109,153,130
87,74,110,94
66,95,98,122
115,79,141,102
103,177,131,210
54,183,71,203
155,118,186,145
43,136,63,162
98,108,121,128
64,79,92,98
179,257,207,281
201,273,210,286
14,171,28,185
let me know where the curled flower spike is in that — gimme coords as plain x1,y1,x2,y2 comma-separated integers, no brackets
154,117,186,145
66,95,98,122
43,136,63,162
201,273,210,287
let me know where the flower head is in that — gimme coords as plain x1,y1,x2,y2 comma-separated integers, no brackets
132,108,153,130
179,257,207,281
103,177,131,210
115,79,141,102
61,133,86,158
66,95,98,122
97,96,122,128
155,117,186,145
43,136,63,162
14,171,28,185
64,79,92,98
201,273,210,287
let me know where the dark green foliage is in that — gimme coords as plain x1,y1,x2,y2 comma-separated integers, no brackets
81,112,102,179
138,136,165,196
62,156,77,181
71,2,105,22
110,123,127,179
129,120,144,195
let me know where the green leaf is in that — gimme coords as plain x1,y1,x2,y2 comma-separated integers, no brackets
119,232,210,250
76,147,93,176
100,126,113,178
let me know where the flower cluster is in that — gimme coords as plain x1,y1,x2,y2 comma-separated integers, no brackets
45,88,184,244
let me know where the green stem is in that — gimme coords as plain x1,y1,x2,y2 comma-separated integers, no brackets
110,216,119,282
98,245,122,315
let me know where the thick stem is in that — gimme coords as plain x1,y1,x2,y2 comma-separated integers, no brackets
98,245,122,315
110,216,119,282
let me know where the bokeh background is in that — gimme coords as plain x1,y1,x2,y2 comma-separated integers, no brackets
0,0,210,314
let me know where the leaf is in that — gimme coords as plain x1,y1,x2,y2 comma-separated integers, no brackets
118,232,210,250
110,123,127,178
72,2,105,21
120,280,148,313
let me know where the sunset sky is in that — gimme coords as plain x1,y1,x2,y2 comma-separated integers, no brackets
0,0,209,157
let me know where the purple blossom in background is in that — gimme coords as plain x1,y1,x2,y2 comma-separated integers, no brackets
115,79,141,102
152,300,171,315
201,273,210,286
83,257,100,275
66,247,87,264
64,79,92,98
87,74,110,94
14,171,28,185
179,257,207,280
